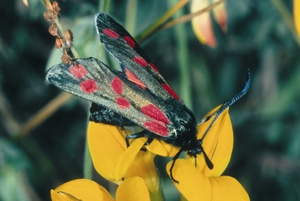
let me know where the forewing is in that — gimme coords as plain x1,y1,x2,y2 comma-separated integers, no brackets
46,57,171,137
94,13,180,101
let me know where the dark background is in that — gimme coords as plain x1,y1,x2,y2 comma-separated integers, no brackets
0,0,299,200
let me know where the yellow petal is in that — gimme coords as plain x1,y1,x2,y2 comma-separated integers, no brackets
191,0,227,47
115,138,147,180
22,0,28,7
213,2,227,32
122,150,159,194
187,105,233,177
294,0,300,36
166,159,211,201
88,122,159,191
146,138,180,157
166,160,249,201
210,176,250,201
88,122,127,182
191,0,216,47
116,177,151,201
112,136,160,193
50,179,114,201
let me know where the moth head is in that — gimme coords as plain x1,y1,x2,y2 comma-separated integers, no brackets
186,140,202,157
165,106,198,148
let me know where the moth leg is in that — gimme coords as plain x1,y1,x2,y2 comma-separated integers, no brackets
125,137,130,147
169,148,184,183
126,129,149,140
119,127,131,147
138,137,154,151
145,137,154,145
126,130,154,150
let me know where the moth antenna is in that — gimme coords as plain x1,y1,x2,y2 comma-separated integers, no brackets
200,69,250,140
197,110,217,125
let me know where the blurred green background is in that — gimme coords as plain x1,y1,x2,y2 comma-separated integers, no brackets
1,0,300,200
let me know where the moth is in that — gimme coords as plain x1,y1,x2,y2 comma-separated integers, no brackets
46,13,250,182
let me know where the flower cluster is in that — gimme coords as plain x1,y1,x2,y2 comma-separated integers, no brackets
50,106,249,201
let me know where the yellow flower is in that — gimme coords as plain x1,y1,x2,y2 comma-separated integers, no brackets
191,0,227,47
51,106,249,201
50,122,158,201
88,122,160,196
165,106,250,201
50,178,150,201
294,0,300,36
50,179,114,201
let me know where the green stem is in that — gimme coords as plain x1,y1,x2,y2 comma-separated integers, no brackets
55,21,80,58
168,1,192,109
125,0,138,34
98,0,110,13
83,131,93,179
150,188,164,201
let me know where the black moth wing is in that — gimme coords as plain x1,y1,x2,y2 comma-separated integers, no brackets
46,57,174,137
94,13,181,101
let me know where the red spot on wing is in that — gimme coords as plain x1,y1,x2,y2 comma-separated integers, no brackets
70,64,88,79
103,28,119,39
116,97,130,109
124,36,135,48
124,68,146,89
141,104,169,124
111,77,123,94
162,84,180,100
133,57,147,67
144,121,168,137
149,63,159,72
80,79,98,94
